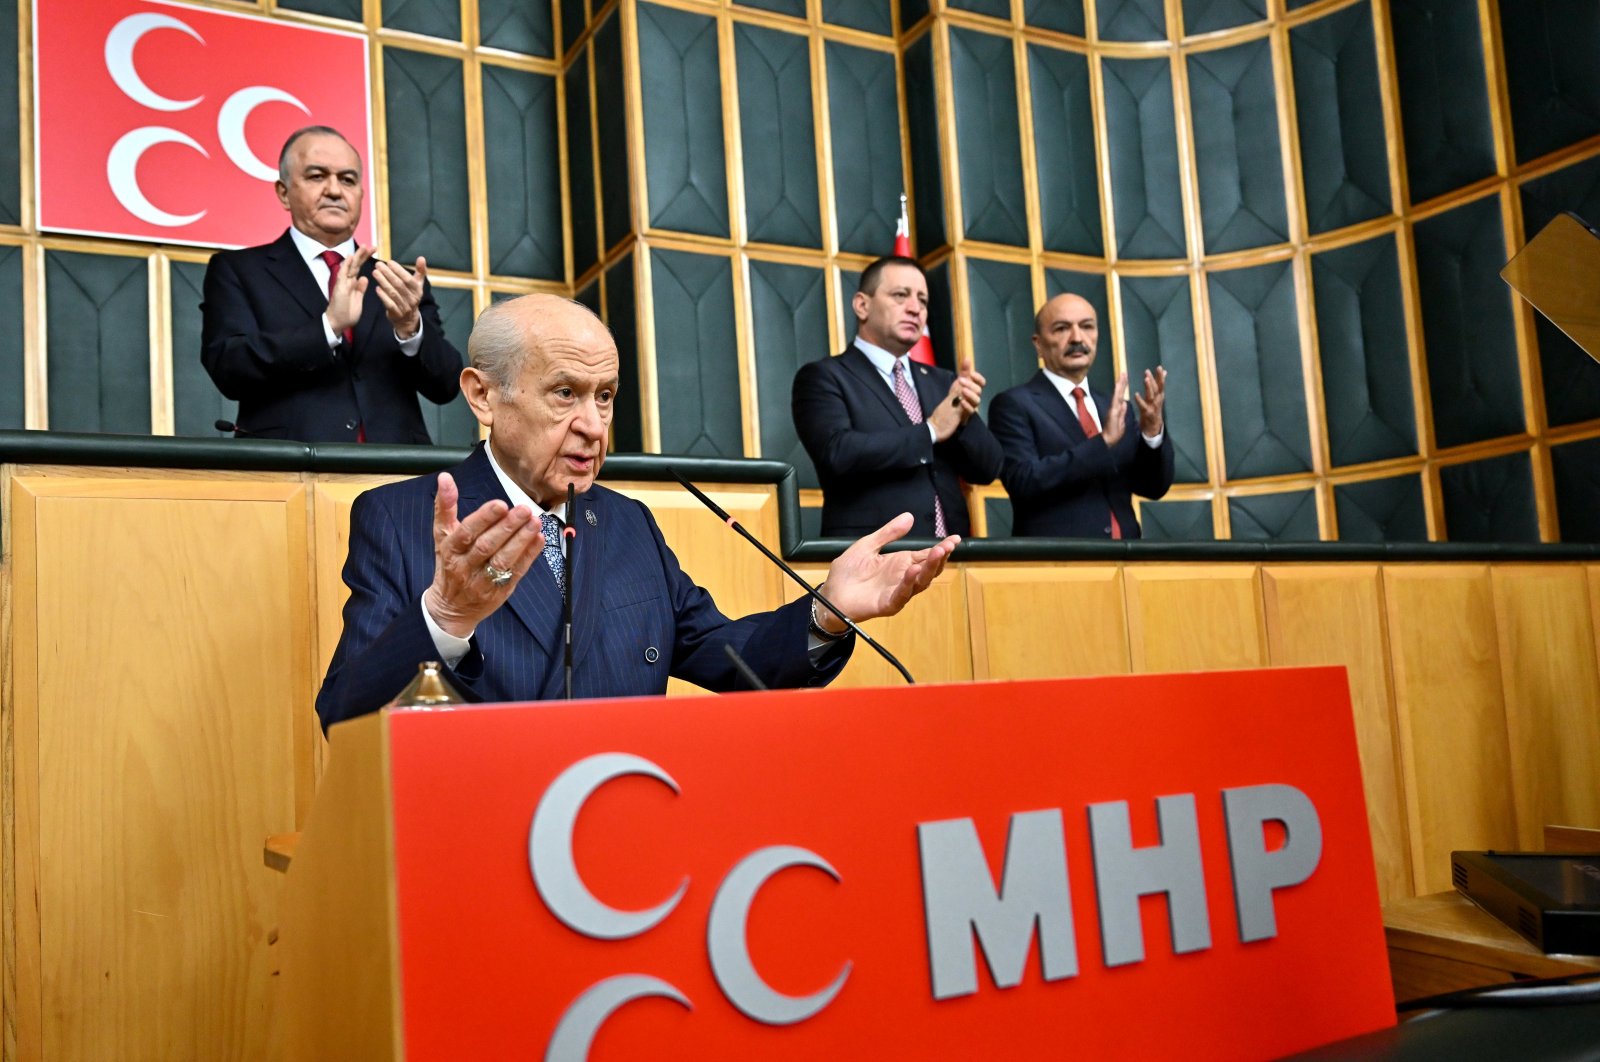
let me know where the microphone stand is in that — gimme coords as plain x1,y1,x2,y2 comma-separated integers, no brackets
668,468,915,684
563,482,576,699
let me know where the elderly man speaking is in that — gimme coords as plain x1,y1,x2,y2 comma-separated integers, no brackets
317,294,958,728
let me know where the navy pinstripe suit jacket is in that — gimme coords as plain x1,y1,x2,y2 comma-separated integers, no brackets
316,445,852,729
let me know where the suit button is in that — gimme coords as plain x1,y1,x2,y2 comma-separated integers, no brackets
644,646,659,663
345,419,359,430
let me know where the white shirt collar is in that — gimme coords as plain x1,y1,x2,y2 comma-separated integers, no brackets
853,335,911,382
483,438,567,524
287,225,357,266
1041,365,1093,402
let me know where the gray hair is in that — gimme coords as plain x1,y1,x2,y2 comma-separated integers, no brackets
467,299,531,390
277,126,359,183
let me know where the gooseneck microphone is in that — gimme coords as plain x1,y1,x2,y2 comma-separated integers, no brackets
668,468,915,684
214,419,254,436
563,482,577,700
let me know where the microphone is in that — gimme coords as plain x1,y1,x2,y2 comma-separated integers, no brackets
563,482,576,700
668,468,915,684
722,643,770,691
214,419,256,436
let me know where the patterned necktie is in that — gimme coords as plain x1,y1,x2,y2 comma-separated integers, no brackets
892,360,947,537
318,250,356,347
1073,386,1122,540
540,512,567,595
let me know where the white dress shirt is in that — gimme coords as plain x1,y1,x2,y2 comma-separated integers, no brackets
1040,365,1165,448
286,226,425,354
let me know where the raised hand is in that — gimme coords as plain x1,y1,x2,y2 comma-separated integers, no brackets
928,358,986,441
324,245,373,335
374,255,427,339
422,472,546,637
1100,371,1129,447
1134,366,1167,438
814,513,959,633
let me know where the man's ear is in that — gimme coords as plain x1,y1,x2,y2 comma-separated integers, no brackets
460,367,494,428
851,290,869,323
275,180,290,211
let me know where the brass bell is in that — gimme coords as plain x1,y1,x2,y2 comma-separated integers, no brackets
389,660,467,708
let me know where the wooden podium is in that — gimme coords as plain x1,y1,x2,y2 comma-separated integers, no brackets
278,671,1396,1060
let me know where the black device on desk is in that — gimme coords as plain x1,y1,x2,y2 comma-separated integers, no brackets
1452,850,1600,954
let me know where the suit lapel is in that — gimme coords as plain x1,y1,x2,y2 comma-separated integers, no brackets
453,446,558,654
349,255,385,360
1030,370,1085,443
263,230,332,320
910,359,942,421
838,348,911,425
568,488,604,670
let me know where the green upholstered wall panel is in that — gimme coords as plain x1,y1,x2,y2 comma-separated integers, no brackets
949,29,1029,247
383,0,460,41
565,50,599,277
902,0,930,30
277,0,359,21
836,267,861,342
1334,474,1427,542
1500,1,1600,165
1413,194,1522,449
983,496,1014,539
1099,0,1166,42
749,260,826,489
826,41,905,256
605,255,643,453
1028,44,1103,256
904,34,947,252
170,260,234,438
1120,274,1207,483
739,0,805,16
1025,0,1084,36
479,0,553,57
1290,2,1390,235
417,287,478,448
1140,498,1215,541
649,249,740,456
1209,260,1311,478
1043,268,1115,396
966,257,1037,407
0,0,17,226
1552,436,1600,543
561,0,585,53
1189,39,1289,253
1311,233,1417,466
1103,58,1185,260
1517,156,1600,428
948,0,1009,19
574,278,600,318
45,252,150,434
736,25,821,248
1183,0,1265,34
638,4,729,238
384,49,472,272
925,261,956,373
595,13,633,251
0,245,23,428
824,0,892,36
1229,489,1319,541
483,66,564,280
1439,451,1539,543
1388,0,1495,204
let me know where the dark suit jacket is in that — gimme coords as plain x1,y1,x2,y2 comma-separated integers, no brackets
315,445,852,729
989,370,1175,538
791,347,1004,538
201,229,463,443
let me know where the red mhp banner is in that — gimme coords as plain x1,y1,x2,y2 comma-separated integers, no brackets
34,0,373,248
384,668,1394,1060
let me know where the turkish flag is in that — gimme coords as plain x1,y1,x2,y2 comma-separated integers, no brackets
34,0,374,249
892,196,935,366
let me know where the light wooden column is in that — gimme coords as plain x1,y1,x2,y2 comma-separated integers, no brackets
965,565,1130,680
1123,565,1268,672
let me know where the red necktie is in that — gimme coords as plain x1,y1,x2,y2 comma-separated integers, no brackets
1073,386,1122,540
892,360,947,537
320,249,365,442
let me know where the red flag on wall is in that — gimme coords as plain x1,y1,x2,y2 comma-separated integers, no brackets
894,194,936,366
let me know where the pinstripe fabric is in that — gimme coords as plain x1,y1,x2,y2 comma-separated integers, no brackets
316,445,850,729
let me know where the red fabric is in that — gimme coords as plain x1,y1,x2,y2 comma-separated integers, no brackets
892,361,947,537
1072,386,1122,539
320,249,364,441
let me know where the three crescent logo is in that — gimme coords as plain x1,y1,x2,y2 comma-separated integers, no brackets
103,13,310,227
528,753,852,1061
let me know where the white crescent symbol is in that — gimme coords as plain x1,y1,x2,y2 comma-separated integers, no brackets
107,128,208,227
545,975,690,1062
104,14,204,112
218,86,310,181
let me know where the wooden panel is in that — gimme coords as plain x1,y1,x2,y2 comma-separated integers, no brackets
1491,565,1600,847
1123,566,1267,673
966,565,1129,680
795,565,972,690
312,477,404,684
1385,566,1515,895
12,474,312,1061
1263,566,1413,903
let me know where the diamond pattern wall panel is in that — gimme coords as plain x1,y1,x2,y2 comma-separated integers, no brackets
1209,260,1311,478
739,0,806,16
1552,436,1600,543
1500,1,1600,164
170,260,234,437
1311,233,1416,466
1290,2,1390,234
827,42,905,255
1100,0,1166,42
1103,58,1186,259
566,50,599,276
966,257,1037,407
836,267,861,342
1413,194,1522,449
1140,498,1215,541
575,279,600,318
823,0,892,36
0,244,23,427
418,287,479,448
926,261,957,373
1229,489,1319,540
750,260,827,488
483,66,564,279
903,0,930,30
649,249,740,456
383,0,460,41
1334,474,1427,542
479,0,553,57
1439,452,1539,542
1183,0,1265,34
1043,267,1115,396
0,0,17,225
562,0,585,53
1388,0,1495,203
736,25,821,248
1189,38,1289,253
949,0,1009,18
595,13,633,251
1120,274,1207,483
638,4,729,237
45,252,150,434
606,255,643,453
1025,0,1085,35
384,49,472,271
276,0,359,21
1518,156,1600,428
1028,44,1103,256
904,34,947,252
950,29,1029,247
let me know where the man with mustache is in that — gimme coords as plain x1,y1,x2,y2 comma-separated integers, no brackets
791,255,1003,539
201,126,463,443
989,292,1174,538
317,294,958,727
